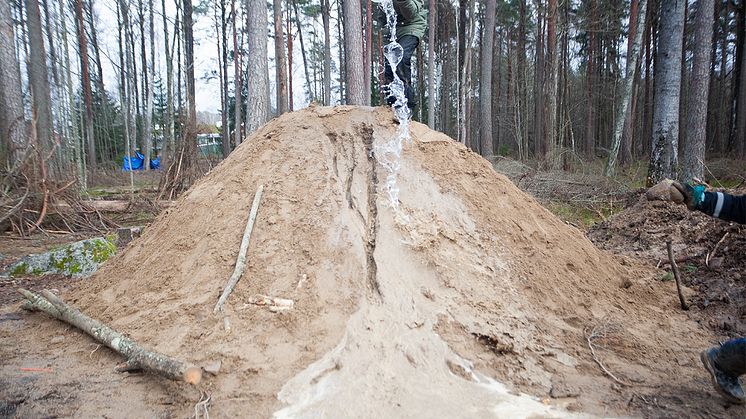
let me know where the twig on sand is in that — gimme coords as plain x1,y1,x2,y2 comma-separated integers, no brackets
194,390,211,419
214,185,264,313
706,232,729,268
585,324,633,387
666,241,690,310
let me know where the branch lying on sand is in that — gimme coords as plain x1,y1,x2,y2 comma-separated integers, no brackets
18,288,201,384
585,324,633,387
666,241,690,311
214,185,264,313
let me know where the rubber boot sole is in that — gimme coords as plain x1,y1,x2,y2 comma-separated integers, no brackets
700,350,746,405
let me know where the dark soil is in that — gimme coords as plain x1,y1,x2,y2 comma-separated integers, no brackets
589,191,746,339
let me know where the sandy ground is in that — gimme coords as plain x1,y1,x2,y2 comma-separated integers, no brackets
1,105,744,418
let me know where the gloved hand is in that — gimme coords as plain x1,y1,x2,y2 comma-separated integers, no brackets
671,182,705,210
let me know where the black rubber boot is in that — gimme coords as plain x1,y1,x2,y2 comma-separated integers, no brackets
701,343,746,404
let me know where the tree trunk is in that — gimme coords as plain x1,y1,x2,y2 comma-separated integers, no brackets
322,0,331,105
183,0,197,163
0,0,26,167
143,0,155,171
735,2,746,157
246,0,270,134
343,0,366,105
620,0,641,166
426,0,436,128
544,0,559,166
161,0,174,166
286,6,293,111
585,0,597,156
117,0,134,196
648,0,685,185
479,0,496,157
605,0,648,176
74,0,97,172
273,0,288,114
292,0,314,102
681,0,714,181
232,0,243,146
217,0,229,156
364,0,372,103
26,0,55,171
534,1,545,158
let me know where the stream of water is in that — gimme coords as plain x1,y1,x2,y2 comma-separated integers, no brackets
372,0,411,214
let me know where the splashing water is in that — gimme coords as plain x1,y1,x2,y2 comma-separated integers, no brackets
372,0,411,215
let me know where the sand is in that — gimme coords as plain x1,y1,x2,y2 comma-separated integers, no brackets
0,105,723,418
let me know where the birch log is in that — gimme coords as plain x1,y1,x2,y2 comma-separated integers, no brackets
214,185,264,313
19,288,202,384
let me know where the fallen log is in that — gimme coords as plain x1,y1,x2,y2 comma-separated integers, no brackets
53,200,174,213
18,288,202,384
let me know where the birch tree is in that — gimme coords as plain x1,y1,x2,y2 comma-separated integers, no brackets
605,0,648,176
648,0,686,184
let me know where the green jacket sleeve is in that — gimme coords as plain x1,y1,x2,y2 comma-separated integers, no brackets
393,0,423,22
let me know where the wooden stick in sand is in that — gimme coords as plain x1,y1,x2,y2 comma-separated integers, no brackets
665,241,690,311
214,185,264,313
18,288,202,384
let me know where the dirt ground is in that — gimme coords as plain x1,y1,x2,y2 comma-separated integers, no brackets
1,106,744,418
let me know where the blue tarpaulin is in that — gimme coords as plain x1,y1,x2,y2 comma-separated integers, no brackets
123,153,160,171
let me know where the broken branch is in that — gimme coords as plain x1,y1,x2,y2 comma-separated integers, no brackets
18,288,201,384
214,185,265,313
666,241,689,310
706,232,729,268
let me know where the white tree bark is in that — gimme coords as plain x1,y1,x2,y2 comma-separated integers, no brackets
648,0,685,184
605,0,648,176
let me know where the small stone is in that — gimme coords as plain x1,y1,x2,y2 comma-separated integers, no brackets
50,336,64,344
203,360,222,375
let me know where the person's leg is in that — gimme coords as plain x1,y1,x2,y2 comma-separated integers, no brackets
396,35,419,107
701,337,746,404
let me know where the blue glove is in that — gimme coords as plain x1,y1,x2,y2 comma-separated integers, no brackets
673,182,705,210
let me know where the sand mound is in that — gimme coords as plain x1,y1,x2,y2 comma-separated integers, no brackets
67,106,710,416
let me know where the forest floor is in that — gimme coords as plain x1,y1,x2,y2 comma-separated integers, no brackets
1,107,745,418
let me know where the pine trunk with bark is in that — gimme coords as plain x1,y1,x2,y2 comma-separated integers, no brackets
232,0,243,145
0,0,26,167
426,0,436,128
246,0,270,134
479,0,496,157
74,0,97,172
682,0,714,180
162,0,174,165
26,0,55,170
273,0,288,114
343,0,366,105
322,0,332,105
